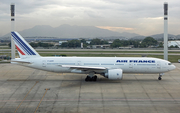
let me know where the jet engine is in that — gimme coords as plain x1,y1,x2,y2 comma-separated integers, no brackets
104,69,123,80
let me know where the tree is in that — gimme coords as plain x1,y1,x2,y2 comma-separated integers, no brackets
61,42,68,47
129,40,140,48
169,45,179,48
90,38,108,45
175,45,179,48
169,45,175,48
80,39,86,43
68,40,81,48
38,42,43,47
158,42,163,48
61,40,81,48
111,39,140,48
30,42,38,47
140,37,157,48
90,38,101,45
8,42,11,48
30,42,54,48
111,39,121,48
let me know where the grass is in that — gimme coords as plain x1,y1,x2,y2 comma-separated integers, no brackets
1,49,180,54
36,50,180,54
0,46,10,49
147,55,180,63
0,47,10,49
1,50,179,63
0,61,10,64
39,53,180,63
36,50,169,53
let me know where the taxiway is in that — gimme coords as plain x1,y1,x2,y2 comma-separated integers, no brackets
0,63,180,113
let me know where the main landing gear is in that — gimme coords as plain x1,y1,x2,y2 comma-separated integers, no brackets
85,75,97,81
158,73,164,80
85,72,97,81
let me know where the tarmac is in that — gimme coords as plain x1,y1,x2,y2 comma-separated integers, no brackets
0,63,180,113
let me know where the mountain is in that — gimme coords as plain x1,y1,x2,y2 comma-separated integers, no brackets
175,35,180,39
120,32,141,38
149,34,176,40
130,34,177,40
130,36,146,40
1,24,141,39
2,24,178,40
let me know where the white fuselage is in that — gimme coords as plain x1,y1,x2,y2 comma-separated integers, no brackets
13,57,176,74
10,31,176,81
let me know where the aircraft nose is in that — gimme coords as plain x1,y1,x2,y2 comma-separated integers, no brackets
172,64,176,70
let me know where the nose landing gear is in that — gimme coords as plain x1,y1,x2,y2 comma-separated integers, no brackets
158,77,162,80
158,73,164,80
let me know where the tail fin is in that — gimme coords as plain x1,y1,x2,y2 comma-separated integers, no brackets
11,31,41,58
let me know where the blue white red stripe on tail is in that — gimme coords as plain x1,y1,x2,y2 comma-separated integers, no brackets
11,32,36,56
15,45,25,55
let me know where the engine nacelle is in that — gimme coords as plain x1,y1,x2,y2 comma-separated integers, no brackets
104,69,123,80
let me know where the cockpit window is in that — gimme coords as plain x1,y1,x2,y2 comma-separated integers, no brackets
168,63,172,65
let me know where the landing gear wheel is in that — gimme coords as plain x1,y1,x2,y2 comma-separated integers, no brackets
92,75,97,81
85,75,97,82
158,77,162,80
85,76,90,81
158,73,164,80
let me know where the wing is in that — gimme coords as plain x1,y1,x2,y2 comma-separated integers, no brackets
11,60,32,64
60,65,107,72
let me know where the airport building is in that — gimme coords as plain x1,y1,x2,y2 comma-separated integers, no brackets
168,41,180,48
59,41,68,45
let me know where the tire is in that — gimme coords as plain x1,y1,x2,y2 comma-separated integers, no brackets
85,76,89,81
93,76,97,81
158,77,162,80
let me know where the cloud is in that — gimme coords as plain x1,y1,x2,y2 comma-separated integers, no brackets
96,26,134,32
0,0,180,36
144,17,163,20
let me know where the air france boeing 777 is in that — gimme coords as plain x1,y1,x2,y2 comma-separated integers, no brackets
11,31,176,81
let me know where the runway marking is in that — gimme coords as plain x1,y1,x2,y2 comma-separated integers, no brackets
14,81,38,113
135,74,143,75
8,79,27,81
56,73,64,76
0,98,179,102
34,88,50,113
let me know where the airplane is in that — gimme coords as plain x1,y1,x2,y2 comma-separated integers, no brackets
11,31,176,81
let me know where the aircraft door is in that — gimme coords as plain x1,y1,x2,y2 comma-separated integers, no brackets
157,61,161,69
42,60,46,67
77,61,82,66
129,63,133,68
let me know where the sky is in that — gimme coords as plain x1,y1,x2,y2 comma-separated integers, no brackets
0,0,180,37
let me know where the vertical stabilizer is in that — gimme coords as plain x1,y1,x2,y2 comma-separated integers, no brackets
11,31,41,58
